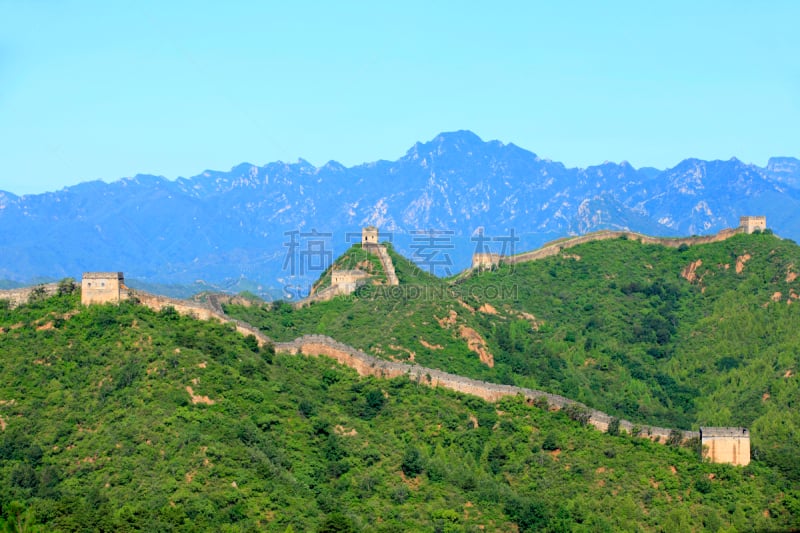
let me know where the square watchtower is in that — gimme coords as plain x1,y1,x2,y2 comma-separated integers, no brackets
362,226,379,247
81,272,125,305
699,427,750,466
739,216,766,234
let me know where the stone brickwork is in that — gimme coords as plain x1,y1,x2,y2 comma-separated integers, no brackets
739,216,767,234
700,427,750,466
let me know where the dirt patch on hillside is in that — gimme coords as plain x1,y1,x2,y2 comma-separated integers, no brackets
771,292,783,302
457,299,475,313
334,425,358,436
508,309,541,330
389,344,416,362
186,386,215,405
419,339,443,350
681,259,703,283
478,303,498,315
0,416,6,431
399,470,422,490
436,310,458,328
787,266,797,283
356,260,374,273
459,326,494,367
736,254,751,274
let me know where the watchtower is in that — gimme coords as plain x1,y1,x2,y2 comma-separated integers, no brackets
362,226,379,247
81,272,126,305
739,216,766,234
699,427,750,466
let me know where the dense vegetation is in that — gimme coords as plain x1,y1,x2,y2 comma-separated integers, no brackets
227,234,800,486
1,291,798,530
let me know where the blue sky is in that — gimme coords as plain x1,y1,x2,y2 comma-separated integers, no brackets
1,1,798,195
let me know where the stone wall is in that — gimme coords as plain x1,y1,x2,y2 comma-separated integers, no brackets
273,334,699,444
6,281,708,449
505,227,743,266
331,270,369,286
0,283,60,308
373,245,399,286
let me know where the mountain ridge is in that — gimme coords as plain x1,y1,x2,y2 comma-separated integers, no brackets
1,130,798,296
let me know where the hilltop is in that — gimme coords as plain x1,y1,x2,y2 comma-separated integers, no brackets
1,292,798,530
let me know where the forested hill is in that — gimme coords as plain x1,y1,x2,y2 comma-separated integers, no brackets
0,292,798,530
226,230,800,484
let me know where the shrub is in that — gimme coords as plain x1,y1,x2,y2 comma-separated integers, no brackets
542,432,559,451
401,447,424,477
564,404,591,426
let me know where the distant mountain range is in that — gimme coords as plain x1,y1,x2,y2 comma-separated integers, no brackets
1,130,798,297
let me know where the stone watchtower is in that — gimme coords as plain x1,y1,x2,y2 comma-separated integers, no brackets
699,427,750,466
362,226,379,247
740,216,766,234
81,272,126,305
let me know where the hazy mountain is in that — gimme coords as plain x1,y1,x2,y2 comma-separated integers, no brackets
1,131,797,297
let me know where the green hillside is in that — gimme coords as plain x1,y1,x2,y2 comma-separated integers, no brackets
226,233,800,483
2,292,798,530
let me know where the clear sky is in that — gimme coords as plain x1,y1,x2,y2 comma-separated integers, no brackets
1,1,798,195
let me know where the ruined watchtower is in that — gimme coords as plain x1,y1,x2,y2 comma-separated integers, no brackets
362,226,379,247
81,272,127,305
699,427,750,466
740,216,766,234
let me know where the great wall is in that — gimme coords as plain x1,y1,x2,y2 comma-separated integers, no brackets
472,215,766,270
1,218,764,465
